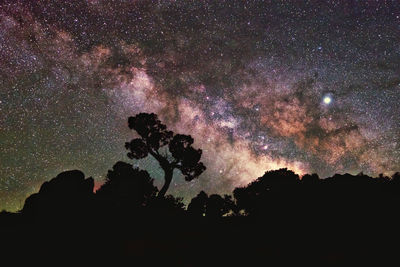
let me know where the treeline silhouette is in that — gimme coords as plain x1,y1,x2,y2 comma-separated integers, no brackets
1,113,400,265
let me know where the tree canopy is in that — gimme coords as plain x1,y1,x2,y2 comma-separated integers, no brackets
125,113,206,197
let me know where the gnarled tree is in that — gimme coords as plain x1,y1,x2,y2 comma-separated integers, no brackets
125,113,206,198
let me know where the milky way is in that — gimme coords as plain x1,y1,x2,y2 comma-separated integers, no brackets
1,0,399,211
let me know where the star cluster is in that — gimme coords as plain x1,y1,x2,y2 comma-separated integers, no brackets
1,0,399,211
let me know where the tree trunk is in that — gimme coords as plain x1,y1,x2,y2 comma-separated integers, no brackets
158,168,173,198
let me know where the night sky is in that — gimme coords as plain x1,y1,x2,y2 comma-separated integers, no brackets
1,0,399,211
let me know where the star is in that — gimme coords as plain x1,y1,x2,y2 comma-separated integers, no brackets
323,96,332,105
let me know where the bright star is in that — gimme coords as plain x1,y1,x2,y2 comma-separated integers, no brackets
323,96,332,105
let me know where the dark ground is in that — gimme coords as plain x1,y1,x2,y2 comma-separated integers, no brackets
1,212,399,266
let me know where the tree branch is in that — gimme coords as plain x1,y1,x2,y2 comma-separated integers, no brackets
171,160,181,169
148,149,163,163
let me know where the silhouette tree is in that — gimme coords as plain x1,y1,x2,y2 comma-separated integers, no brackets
125,113,206,198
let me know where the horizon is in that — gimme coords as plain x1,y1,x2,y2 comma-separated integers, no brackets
2,154,398,213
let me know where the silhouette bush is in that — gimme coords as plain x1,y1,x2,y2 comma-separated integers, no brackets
95,161,158,213
233,168,400,224
187,191,208,217
188,191,237,218
205,194,232,218
22,170,94,221
233,168,300,216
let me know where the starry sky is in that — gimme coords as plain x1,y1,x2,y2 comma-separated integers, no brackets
1,0,399,211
